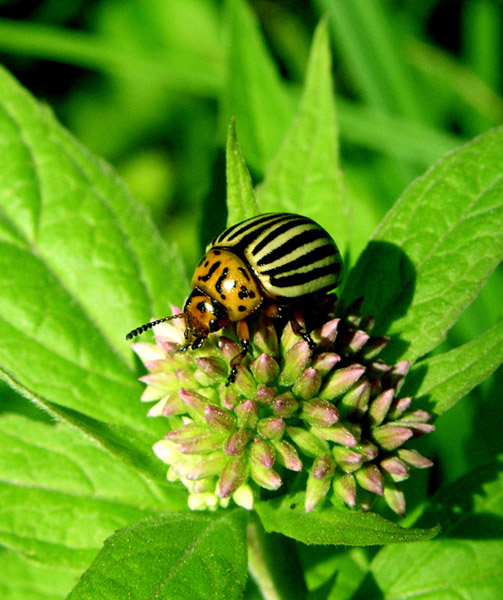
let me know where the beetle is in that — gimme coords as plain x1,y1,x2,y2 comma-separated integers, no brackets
126,213,343,383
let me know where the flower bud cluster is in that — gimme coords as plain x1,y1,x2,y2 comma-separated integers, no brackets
134,299,433,515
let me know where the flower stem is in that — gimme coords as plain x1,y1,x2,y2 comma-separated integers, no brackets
247,512,307,600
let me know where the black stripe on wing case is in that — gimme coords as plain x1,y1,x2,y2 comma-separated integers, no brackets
260,243,337,276
269,263,340,288
257,228,328,267
250,216,311,257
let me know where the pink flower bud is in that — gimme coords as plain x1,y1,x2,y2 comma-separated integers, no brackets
311,352,341,376
333,472,357,507
344,329,370,355
388,396,412,419
293,368,322,400
195,357,228,379
255,385,275,404
305,473,331,513
320,365,365,400
355,464,384,496
218,337,241,361
279,340,311,386
387,360,409,393
380,457,409,482
314,423,358,446
249,437,275,468
225,428,253,455
333,446,364,473
372,424,413,450
368,389,395,426
273,392,299,418
178,388,209,420
235,399,259,429
165,422,207,443
384,482,406,517
204,405,236,432
340,378,371,417
312,454,335,479
250,463,282,491
186,453,226,480
257,417,285,440
361,336,389,360
397,448,433,469
253,314,279,356
301,399,339,427
250,353,280,385
222,388,239,410
272,440,302,471
311,319,340,349
178,432,224,454
217,455,249,498
356,440,378,461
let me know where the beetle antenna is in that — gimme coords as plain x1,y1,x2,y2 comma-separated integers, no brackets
126,313,185,340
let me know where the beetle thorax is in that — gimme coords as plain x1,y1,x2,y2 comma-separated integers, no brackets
192,248,263,321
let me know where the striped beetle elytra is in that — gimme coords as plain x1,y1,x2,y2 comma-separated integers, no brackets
127,213,343,383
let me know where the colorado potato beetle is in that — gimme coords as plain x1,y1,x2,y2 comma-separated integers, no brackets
127,213,343,383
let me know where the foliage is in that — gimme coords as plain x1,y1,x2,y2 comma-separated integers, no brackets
0,1,502,598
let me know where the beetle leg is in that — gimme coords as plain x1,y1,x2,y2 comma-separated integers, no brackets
265,304,316,353
177,336,203,353
226,319,251,385
191,337,205,350
291,309,317,353
263,304,282,319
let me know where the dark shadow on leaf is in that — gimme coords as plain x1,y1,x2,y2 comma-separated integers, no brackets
200,149,228,249
416,459,503,540
310,570,339,600
400,362,436,414
468,364,503,459
341,241,416,361
352,572,385,600
0,381,54,424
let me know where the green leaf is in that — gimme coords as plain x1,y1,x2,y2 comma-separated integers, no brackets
223,0,294,174
0,546,80,600
318,0,427,122
225,118,258,226
0,66,187,435
404,319,503,416
0,414,183,570
356,460,503,598
67,512,249,600
343,127,503,363
257,19,348,248
0,17,222,97
255,493,439,546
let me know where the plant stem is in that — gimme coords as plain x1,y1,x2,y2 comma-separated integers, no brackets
247,512,307,600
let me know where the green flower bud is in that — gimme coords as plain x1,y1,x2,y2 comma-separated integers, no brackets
286,426,329,457
217,454,249,498
293,367,322,399
250,462,282,491
251,353,280,384
320,365,365,400
272,392,299,418
135,298,434,516
333,472,357,507
279,340,311,386
355,464,384,496
300,398,339,427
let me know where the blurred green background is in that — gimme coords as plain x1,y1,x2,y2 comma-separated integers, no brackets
0,0,502,498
